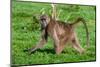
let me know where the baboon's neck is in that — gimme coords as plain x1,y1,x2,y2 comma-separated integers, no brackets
47,18,56,31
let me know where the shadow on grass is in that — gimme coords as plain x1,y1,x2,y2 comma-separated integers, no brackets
23,48,55,54
23,48,77,55
36,49,55,54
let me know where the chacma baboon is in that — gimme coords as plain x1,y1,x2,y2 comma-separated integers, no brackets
25,14,89,55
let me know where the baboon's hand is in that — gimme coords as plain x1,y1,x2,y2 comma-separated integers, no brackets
28,51,36,55
23,48,36,55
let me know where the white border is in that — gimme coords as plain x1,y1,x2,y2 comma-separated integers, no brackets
0,0,10,67
21,0,96,5
0,0,100,67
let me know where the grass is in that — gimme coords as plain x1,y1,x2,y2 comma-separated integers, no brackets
11,1,96,66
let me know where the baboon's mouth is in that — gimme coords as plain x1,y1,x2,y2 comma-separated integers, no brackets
40,21,47,29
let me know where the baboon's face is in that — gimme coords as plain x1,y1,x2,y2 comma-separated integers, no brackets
40,15,50,29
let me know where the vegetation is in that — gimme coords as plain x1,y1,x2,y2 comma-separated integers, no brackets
12,1,96,65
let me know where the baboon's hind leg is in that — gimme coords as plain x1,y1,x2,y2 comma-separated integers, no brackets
54,39,67,55
71,34,85,54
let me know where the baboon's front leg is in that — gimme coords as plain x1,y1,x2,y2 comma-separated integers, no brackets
28,38,47,53
24,30,47,54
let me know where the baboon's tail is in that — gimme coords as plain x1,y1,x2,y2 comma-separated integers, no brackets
72,17,89,48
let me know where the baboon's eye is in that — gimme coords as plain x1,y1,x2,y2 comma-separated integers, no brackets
40,18,46,21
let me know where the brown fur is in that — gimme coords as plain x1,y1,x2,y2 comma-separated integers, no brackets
25,15,89,55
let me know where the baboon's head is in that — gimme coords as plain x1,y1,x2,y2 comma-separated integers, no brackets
40,14,50,29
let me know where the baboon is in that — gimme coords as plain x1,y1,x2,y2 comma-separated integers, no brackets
25,14,89,55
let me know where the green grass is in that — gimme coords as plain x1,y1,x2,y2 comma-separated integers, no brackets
12,1,96,65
